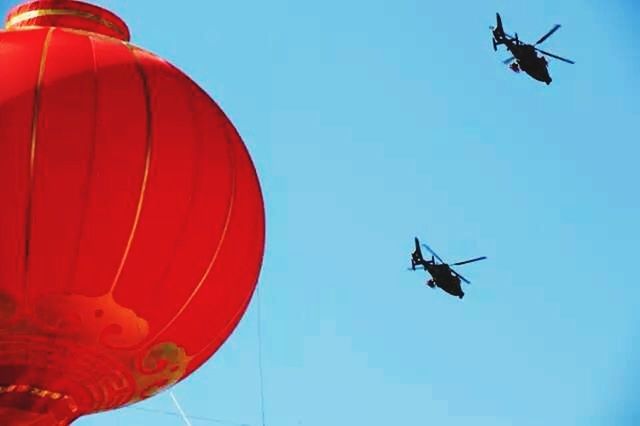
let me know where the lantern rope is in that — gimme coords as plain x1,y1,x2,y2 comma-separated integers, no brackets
143,285,267,426
170,391,193,426
132,405,251,425
256,285,267,426
135,285,267,426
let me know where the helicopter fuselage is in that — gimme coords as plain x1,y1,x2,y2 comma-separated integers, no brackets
505,42,552,84
424,263,464,299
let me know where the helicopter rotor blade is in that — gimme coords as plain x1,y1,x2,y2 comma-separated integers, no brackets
421,243,445,264
502,56,515,64
535,24,561,45
451,269,470,284
534,47,575,64
452,256,487,266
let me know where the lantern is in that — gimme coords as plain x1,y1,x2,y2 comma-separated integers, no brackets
0,0,265,424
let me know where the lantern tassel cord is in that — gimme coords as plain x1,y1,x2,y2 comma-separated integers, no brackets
170,391,193,426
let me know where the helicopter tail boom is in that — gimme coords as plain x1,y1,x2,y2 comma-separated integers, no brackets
496,13,504,34
411,237,425,269
492,13,506,43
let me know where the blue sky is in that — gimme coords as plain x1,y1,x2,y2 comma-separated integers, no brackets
1,0,639,425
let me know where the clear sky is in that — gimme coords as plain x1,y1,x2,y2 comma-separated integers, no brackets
1,0,639,425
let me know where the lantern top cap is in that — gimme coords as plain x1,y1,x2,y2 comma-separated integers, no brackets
4,0,131,41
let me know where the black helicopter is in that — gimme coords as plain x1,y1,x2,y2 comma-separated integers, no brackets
410,238,486,299
491,12,574,84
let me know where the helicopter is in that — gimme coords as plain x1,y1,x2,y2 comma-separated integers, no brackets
410,237,486,299
491,12,574,85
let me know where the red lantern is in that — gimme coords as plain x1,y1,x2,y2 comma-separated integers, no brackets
0,1,265,424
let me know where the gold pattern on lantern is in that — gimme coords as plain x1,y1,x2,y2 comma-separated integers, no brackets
6,8,126,37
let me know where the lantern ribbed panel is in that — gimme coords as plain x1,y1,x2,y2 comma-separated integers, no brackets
0,2,265,424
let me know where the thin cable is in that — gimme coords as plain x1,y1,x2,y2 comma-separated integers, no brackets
132,406,251,426
170,391,193,426
256,285,266,426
